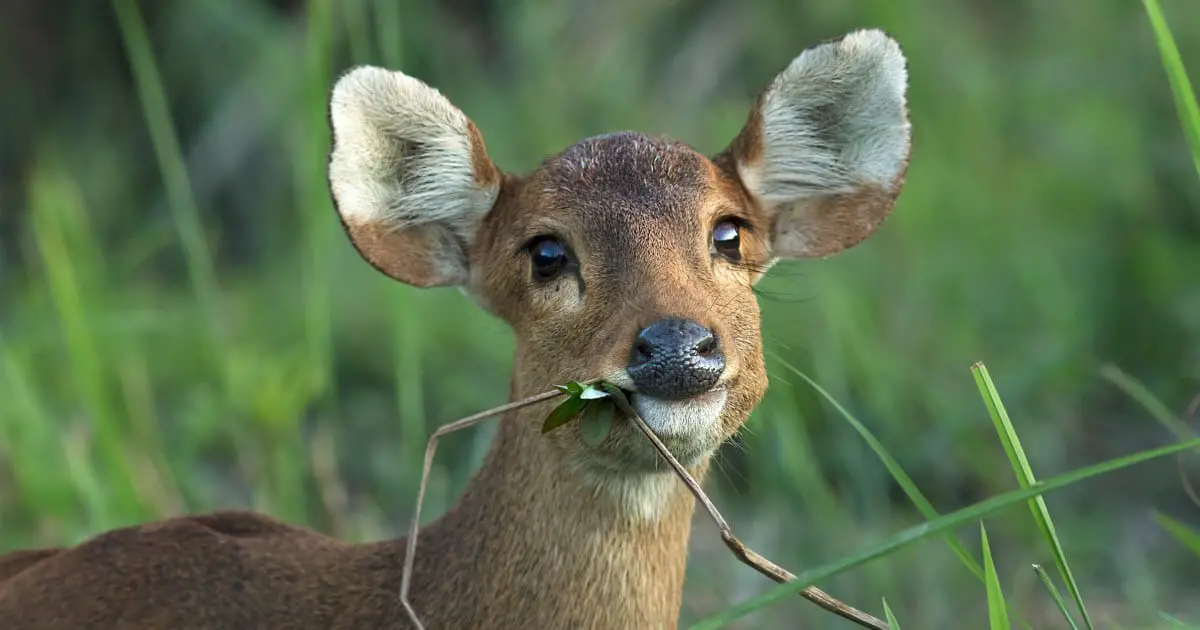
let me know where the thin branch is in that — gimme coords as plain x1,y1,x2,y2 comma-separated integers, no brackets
606,390,889,630
398,380,600,630
399,381,886,630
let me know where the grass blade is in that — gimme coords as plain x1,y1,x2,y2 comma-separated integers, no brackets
28,163,147,523
981,524,1011,630
0,336,79,526
1160,612,1200,629
882,598,901,630
971,362,1093,630
340,0,376,63
687,435,1200,629
297,0,337,403
1100,365,1196,442
1153,511,1200,557
776,355,1034,629
774,355,983,579
112,0,224,350
1141,0,1200,179
1034,564,1081,630
374,0,404,68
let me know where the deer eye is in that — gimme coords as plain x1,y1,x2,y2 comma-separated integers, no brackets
528,236,570,281
712,219,742,261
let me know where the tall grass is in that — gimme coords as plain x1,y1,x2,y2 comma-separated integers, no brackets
689,431,1200,628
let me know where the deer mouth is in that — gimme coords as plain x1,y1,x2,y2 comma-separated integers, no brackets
598,369,731,467
627,386,728,441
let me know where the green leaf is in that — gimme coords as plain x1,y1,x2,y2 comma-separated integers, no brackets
1034,564,1081,630
556,380,586,396
1154,511,1200,558
541,395,586,434
580,401,616,447
982,523,1011,630
882,598,902,630
687,435,1200,630
579,384,611,400
599,382,626,398
971,362,1093,630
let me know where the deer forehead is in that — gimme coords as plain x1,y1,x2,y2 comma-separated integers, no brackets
517,132,740,261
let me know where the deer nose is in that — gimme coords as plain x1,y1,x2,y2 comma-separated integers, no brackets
627,318,725,400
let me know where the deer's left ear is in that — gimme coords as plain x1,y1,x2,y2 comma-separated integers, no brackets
720,29,911,260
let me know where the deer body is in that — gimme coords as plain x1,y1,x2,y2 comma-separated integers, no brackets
0,30,911,629
0,406,699,628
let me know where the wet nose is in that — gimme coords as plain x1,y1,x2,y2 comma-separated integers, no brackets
627,318,725,400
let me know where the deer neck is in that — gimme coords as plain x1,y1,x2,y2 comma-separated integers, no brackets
404,379,707,629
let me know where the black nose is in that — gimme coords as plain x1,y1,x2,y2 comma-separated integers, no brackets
627,318,725,400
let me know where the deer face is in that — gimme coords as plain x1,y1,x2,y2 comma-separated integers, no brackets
327,30,910,487
465,133,774,474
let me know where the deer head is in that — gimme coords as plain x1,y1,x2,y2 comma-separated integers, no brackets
328,29,910,518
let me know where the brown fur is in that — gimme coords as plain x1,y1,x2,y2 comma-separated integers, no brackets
0,29,911,629
465,120,500,189
341,220,463,288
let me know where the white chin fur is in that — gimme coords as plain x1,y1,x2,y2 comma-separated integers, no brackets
631,389,727,439
587,387,728,523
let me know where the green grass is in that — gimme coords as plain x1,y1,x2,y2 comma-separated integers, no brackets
882,598,902,630
691,359,1198,628
1162,615,1200,630
973,362,1093,629
689,433,1200,628
1102,364,1198,442
983,523,1012,630
1154,513,1200,558
113,0,224,353
773,353,1030,626
1,0,1199,627
1143,0,1200,179
1035,564,1082,630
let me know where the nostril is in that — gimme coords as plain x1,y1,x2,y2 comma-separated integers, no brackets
694,332,717,356
633,337,654,365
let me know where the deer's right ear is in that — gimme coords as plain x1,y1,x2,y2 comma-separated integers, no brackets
328,66,502,288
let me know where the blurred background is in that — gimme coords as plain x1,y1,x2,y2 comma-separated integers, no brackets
1,0,1199,627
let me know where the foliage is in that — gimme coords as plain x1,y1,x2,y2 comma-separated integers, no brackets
541,380,620,447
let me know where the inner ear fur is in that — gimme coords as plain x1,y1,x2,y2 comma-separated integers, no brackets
327,65,502,287
720,29,912,260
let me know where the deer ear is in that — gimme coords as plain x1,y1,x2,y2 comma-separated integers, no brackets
327,66,502,287
722,29,910,260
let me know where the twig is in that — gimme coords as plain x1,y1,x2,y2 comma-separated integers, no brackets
398,380,600,629
606,390,889,630
398,380,886,630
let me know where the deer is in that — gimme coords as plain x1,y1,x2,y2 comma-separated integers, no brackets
0,28,911,629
